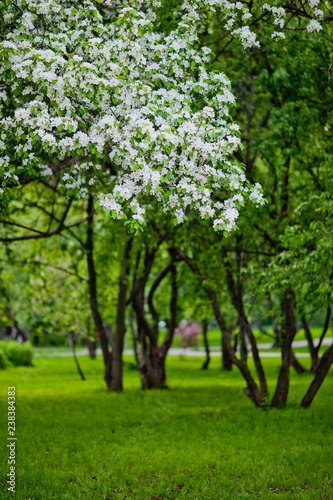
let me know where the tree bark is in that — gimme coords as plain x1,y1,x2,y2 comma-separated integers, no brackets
301,345,333,408
174,247,264,405
223,256,267,397
315,304,331,356
174,247,233,370
85,338,97,359
159,258,177,384
302,317,319,372
132,248,163,388
111,237,133,391
86,195,112,388
291,352,307,374
201,319,210,370
69,331,86,381
271,288,297,408
129,309,139,367
206,286,233,371
133,249,177,389
302,305,331,373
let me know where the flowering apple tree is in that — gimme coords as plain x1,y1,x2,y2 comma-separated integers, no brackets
0,0,267,235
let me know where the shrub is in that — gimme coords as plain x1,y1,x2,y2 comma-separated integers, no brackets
175,321,202,348
33,332,67,347
1,341,34,367
0,348,11,369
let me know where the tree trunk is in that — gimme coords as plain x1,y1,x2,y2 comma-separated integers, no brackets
138,337,164,389
86,195,112,388
159,259,177,385
302,317,319,373
129,310,139,367
271,288,297,408
173,246,233,370
201,319,210,370
223,255,267,397
315,304,331,357
134,253,177,389
291,352,307,374
111,238,133,391
173,246,266,404
208,290,233,371
131,248,162,389
301,345,333,408
85,338,97,359
241,316,267,397
69,331,86,381
239,325,248,363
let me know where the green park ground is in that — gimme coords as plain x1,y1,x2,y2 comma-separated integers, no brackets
1,351,332,500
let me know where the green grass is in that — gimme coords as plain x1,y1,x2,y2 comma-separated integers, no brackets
0,355,332,500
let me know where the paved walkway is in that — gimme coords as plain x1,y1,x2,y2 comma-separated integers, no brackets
34,337,332,358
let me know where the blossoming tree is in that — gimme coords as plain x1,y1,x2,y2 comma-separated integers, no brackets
0,0,267,234
0,0,330,396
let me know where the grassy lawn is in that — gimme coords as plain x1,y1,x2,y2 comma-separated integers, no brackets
0,355,332,500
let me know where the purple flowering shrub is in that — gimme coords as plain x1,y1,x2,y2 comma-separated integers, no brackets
175,321,202,348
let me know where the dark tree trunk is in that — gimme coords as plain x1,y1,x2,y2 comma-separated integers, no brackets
271,156,295,408
271,288,297,408
201,319,210,370
132,247,163,389
315,304,331,356
173,246,265,405
223,255,267,397
301,345,333,408
159,259,177,384
69,331,86,381
291,352,307,374
134,250,177,389
174,247,233,370
241,317,267,397
86,195,112,388
302,305,331,373
239,325,248,363
85,338,97,359
129,310,139,367
302,317,319,373
205,286,233,371
111,238,133,391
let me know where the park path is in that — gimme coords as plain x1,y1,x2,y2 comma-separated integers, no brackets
34,337,333,358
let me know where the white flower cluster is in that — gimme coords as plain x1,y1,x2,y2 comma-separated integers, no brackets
0,0,264,233
262,0,324,39
306,19,322,32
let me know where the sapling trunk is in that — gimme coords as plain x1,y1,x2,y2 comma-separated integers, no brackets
111,238,133,391
86,195,112,388
69,331,85,381
201,319,210,370
301,345,333,408
271,288,297,408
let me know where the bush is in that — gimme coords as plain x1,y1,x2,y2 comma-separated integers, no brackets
1,341,34,367
32,332,67,347
175,320,202,348
0,348,11,369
